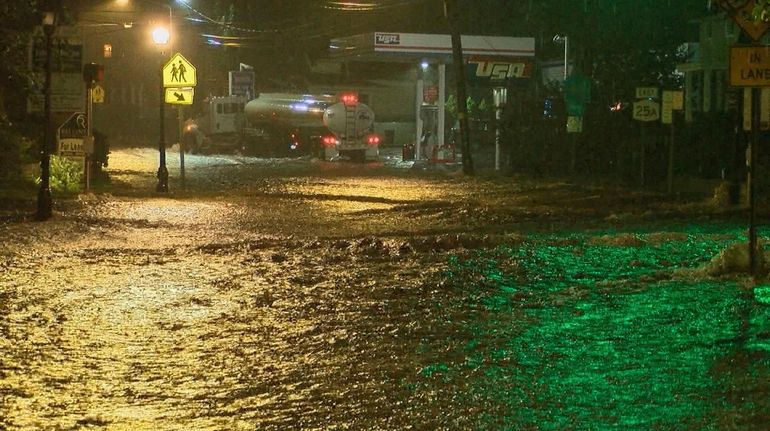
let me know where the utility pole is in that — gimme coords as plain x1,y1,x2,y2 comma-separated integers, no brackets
444,0,474,175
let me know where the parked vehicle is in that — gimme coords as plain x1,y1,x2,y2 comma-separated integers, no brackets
242,92,380,161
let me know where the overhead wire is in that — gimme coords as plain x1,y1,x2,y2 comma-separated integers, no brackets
178,0,433,44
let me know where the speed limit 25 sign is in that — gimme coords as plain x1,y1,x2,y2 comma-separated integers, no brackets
633,99,660,122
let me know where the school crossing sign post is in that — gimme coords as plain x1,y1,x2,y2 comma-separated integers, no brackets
161,52,197,189
163,52,196,105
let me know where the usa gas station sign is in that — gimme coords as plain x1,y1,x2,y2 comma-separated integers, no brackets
466,57,533,84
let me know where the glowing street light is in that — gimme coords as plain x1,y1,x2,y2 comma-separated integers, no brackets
151,26,169,45
114,0,174,191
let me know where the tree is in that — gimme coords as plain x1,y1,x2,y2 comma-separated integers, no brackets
0,1,40,183
0,0,38,122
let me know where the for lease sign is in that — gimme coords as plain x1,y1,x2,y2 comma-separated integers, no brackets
730,46,770,87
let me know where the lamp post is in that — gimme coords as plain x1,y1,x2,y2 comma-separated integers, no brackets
116,0,173,191
152,25,170,192
36,9,58,220
553,34,568,80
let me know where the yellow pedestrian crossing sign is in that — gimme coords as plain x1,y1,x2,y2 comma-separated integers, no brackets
163,52,196,88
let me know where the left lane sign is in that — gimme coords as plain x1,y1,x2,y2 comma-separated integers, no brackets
730,46,770,87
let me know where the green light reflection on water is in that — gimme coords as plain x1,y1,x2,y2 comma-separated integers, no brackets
412,224,770,429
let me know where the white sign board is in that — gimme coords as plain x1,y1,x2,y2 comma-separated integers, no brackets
371,32,535,57
229,71,255,98
58,138,85,158
28,72,84,113
635,87,659,99
56,112,87,159
633,100,660,122
28,26,84,113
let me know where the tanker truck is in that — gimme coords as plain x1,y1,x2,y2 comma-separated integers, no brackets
241,92,380,161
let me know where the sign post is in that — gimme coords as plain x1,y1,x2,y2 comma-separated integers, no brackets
229,70,255,98
729,43,770,276
563,73,590,174
633,87,660,187
662,90,684,193
163,52,197,187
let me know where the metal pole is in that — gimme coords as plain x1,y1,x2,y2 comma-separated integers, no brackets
415,77,423,160
36,16,55,220
750,87,759,276
564,36,569,80
86,82,93,192
639,122,647,187
179,106,185,188
667,113,675,194
444,0,474,175
157,63,168,192
167,5,172,53
495,102,502,171
438,62,446,148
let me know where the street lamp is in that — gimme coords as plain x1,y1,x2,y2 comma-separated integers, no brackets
153,24,170,192
114,0,173,191
553,34,568,80
36,9,58,220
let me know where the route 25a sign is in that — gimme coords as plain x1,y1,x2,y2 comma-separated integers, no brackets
633,99,660,122
466,57,533,84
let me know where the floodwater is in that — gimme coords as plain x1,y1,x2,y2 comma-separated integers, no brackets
1,148,769,429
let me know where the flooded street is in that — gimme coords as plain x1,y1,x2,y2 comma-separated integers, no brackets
2,148,770,429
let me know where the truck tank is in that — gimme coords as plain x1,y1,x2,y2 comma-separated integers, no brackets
242,93,336,157
242,93,379,161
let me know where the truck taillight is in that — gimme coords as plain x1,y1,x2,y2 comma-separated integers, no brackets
322,135,338,147
366,134,380,145
340,92,358,106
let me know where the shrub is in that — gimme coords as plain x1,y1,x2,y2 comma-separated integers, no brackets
39,155,82,193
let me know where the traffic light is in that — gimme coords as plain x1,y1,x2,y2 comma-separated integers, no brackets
82,63,104,88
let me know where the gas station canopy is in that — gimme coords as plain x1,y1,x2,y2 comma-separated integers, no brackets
328,32,536,160
330,32,535,62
